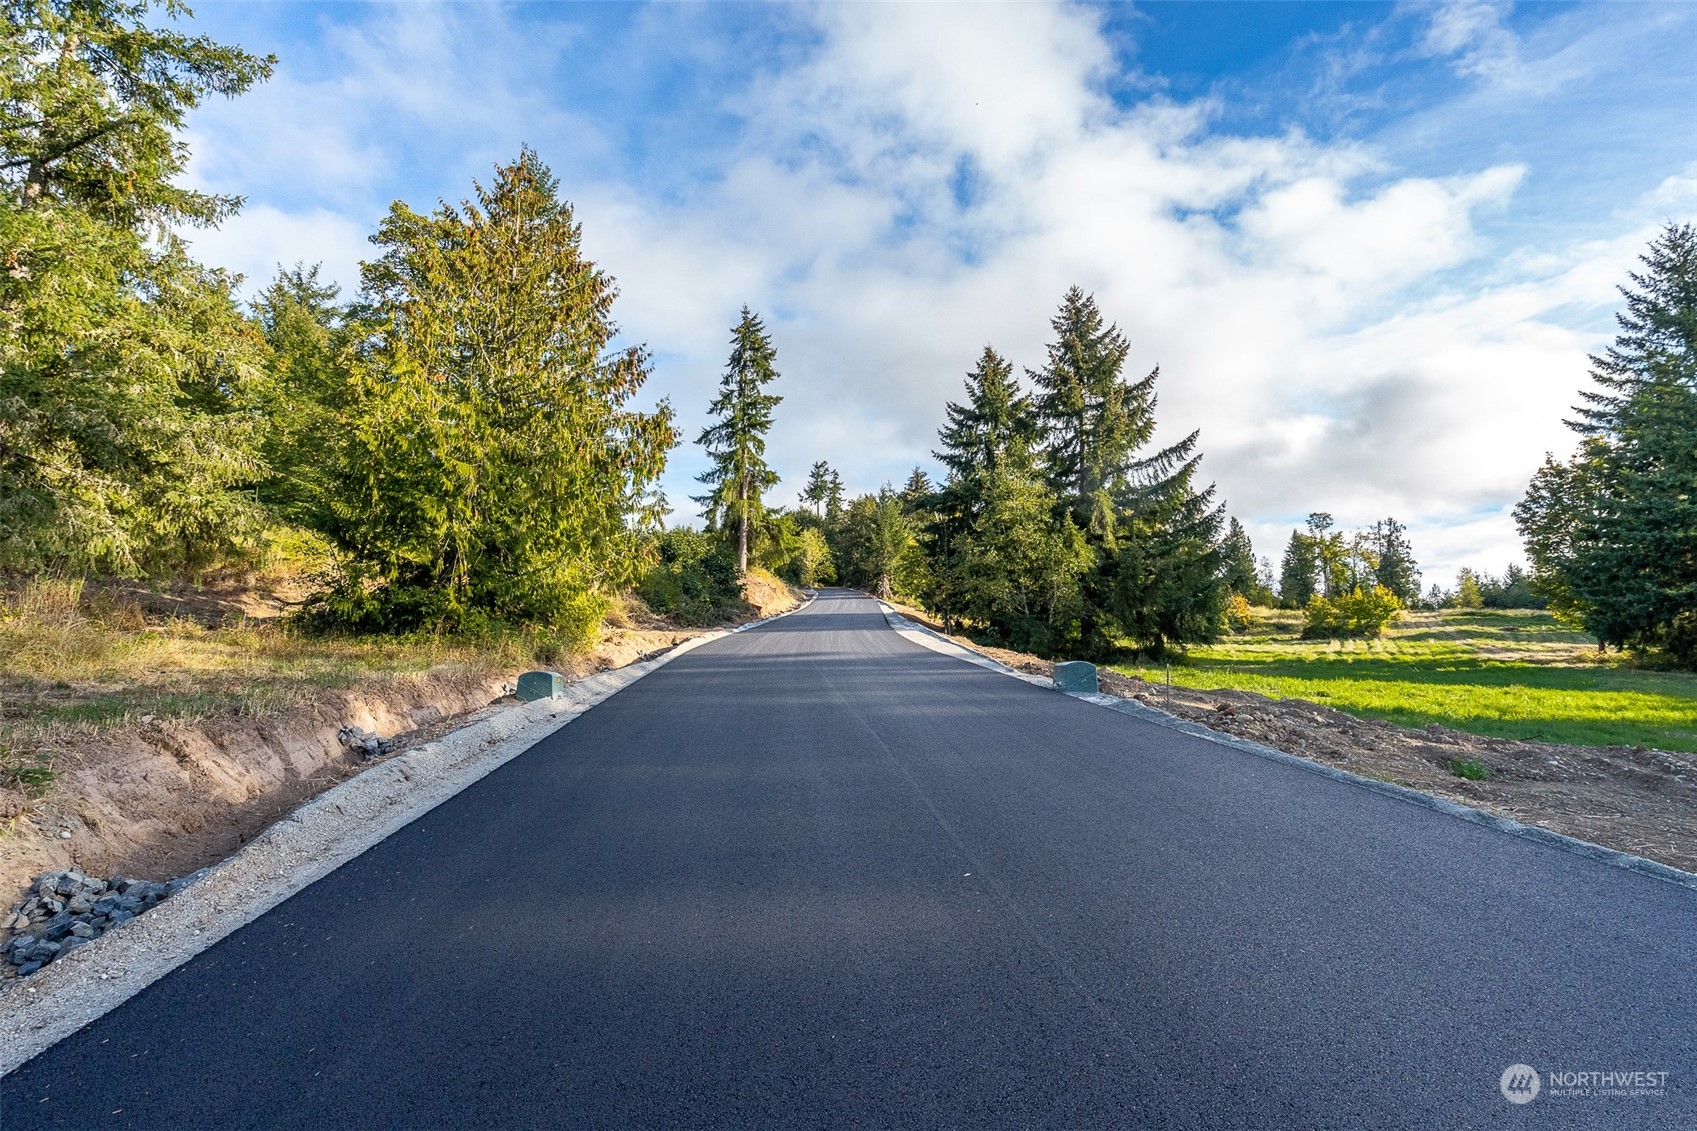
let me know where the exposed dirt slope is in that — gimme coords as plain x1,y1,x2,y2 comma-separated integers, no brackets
889,603,1697,876
1,579,805,917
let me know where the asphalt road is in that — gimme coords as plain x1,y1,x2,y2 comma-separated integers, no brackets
4,591,1694,1129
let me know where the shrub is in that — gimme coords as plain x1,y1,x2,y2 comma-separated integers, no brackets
1450,570,1485,609
792,528,835,587
1225,592,1254,632
1451,757,1488,781
1301,586,1402,640
637,529,744,625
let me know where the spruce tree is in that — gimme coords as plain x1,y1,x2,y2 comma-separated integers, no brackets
1029,289,1224,656
1221,518,1257,596
824,468,846,524
1109,447,1227,657
1515,224,1697,660
930,347,1041,629
900,467,934,512
1030,288,1150,535
936,347,1040,503
1279,530,1319,608
695,307,783,574
254,264,347,529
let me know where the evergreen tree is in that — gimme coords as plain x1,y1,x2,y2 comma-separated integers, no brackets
802,460,835,518
1030,288,1223,656
936,347,1039,500
900,467,934,513
323,151,675,639
1367,517,1422,603
2,0,274,226
824,468,846,524
253,263,347,529
1478,563,1544,609
1109,451,1228,658
930,347,1041,629
1279,530,1320,608
1030,288,1153,537
695,307,783,574
953,470,1093,654
1221,518,1257,595
837,489,911,600
1305,512,1348,597
0,0,276,574
1515,224,1697,660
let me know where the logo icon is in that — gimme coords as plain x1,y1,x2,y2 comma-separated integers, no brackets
1501,1064,1541,1104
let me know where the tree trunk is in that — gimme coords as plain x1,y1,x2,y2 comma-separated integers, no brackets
737,475,749,574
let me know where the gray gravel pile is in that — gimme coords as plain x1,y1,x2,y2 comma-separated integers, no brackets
338,725,397,759
2,869,187,978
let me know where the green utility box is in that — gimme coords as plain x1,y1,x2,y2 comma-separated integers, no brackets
516,670,566,702
1052,661,1098,694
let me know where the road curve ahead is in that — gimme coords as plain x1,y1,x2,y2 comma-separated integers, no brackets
4,591,1694,1129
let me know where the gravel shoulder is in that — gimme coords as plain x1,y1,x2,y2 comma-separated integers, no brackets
887,603,1697,876
0,591,812,1073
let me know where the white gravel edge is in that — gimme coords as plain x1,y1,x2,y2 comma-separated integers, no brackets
0,597,812,1076
878,602,1697,894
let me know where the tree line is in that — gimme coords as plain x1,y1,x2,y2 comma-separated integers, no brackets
14,3,1686,667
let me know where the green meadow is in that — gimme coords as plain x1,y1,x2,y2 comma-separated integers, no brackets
1117,609,1697,752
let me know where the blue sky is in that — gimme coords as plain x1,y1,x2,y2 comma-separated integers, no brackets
178,1,1697,587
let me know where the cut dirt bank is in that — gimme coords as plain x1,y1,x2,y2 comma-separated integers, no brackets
0,577,804,944
887,603,1697,877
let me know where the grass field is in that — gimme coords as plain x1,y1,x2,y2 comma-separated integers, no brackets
0,579,522,733
1117,608,1697,752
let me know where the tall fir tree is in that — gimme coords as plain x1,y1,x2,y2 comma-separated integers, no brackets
929,347,1042,629
824,467,846,524
1279,530,1320,608
936,347,1040,504
802,461,835,518
1221,518,1258,595
326,150,676,639
695,307,783,574
1030,288,1151,537
900,467,934,512
1516,224,1697,660
1109,446,1228,658
253,263,346,529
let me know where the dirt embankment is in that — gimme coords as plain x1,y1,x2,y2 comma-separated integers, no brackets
1,580,806,918
893,605,1697,876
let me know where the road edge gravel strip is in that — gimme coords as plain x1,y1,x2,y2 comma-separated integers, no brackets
0,597,813,1077
879,604,1697,894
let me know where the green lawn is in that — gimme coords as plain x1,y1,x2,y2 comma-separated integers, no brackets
1116,609,1697,752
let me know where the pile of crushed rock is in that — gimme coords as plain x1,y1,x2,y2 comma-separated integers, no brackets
2,868,196,978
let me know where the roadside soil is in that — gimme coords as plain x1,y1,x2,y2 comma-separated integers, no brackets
889,603,1697,876
0,579,804,924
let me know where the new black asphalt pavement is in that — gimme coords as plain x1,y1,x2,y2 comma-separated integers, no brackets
4,592,1694,1128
